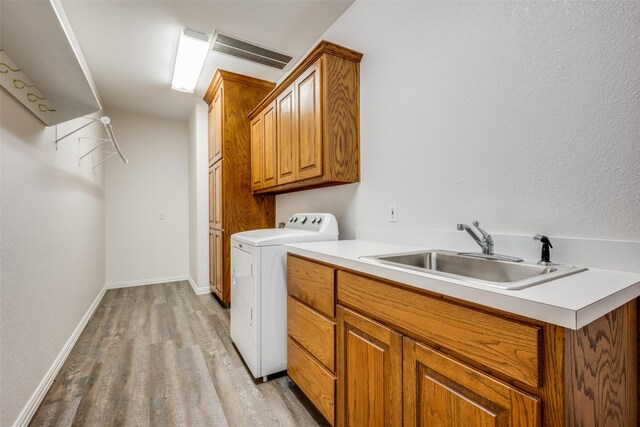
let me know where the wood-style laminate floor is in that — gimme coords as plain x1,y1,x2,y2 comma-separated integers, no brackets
30,281,329,427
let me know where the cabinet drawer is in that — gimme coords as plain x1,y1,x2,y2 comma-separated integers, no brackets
287,255,335,318
288,338,336,425
288,296,335,372
337,271,541,388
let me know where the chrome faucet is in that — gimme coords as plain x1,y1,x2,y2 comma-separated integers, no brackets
457,221,494,255
456,221,523,262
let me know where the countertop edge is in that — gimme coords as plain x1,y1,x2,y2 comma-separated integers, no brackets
285,244,640,330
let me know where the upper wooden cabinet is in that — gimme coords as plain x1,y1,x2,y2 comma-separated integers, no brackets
294,61,323,181
204,70,276,304
251,100,278,191
276,86,296,184
248,41,363,194
209,86,223,166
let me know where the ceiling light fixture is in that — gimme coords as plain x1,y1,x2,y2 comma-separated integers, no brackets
171,29,210,93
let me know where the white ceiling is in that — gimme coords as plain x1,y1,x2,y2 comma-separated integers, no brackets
60,0,353,120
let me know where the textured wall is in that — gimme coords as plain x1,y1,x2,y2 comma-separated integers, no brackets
0,89,106,426
104,110,189,284
187,101,210,290
277,1,640,241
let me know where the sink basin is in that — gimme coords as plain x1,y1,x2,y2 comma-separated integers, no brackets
360,250,587,290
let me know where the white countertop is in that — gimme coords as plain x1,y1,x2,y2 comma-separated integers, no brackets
285,240,640,329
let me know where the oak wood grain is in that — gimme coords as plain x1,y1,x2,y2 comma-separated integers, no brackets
337,270,541,389
565,300,638,426
288,255,336,318
288,337,336,425
336,306,403,427
277,86,296,184
208,102,216,166
204,69,274,105
211,86,223,165
208,164,214,226
250,42,361,195
540,323,566,426
205,69,276,303
212,160,223,230
212,229,223,297
250,114,263,190
262,100,277,188
288,296,336,373
322,53,359,184
295,59,323,181
209,230,215,293
249,41,362,119
403,338,540,427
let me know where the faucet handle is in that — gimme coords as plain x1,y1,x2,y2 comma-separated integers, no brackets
472,221,491,239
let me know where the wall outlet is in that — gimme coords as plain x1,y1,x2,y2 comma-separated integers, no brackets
389,203,398,223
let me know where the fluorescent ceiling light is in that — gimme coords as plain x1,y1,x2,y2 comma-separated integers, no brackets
171,29,210,93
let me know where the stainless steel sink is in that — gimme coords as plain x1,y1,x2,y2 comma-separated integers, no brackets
360,250,587,290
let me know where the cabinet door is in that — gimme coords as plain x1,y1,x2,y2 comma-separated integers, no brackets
262,101,277,188
208,166,214,226
212,229,223,296
212,160,223,230
276,86,296,184
250,115,263,190
295,60,323,180
211,86,223,164
209,230,215,293
403,338,540,427
337,306,402,427
208,103,215,166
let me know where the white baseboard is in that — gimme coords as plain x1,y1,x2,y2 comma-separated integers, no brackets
188,275,211,295
105,275,189,289
12,284,107,427
13,276,207,426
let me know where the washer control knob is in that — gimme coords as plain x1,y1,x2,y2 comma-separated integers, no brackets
311,218,317,224
293,217,298,222
301,216,308,224
316,217,322,224
289,217,294,222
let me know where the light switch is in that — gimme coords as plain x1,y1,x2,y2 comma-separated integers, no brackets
160,212,165,220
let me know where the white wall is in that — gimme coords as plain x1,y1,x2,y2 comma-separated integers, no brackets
104,109,189,284
277,1,640,242
187,101,209,291
0,89,105,426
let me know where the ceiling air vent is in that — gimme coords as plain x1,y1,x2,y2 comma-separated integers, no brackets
211,32,293,70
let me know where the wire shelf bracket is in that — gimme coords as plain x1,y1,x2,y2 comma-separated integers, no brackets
55,116,128,169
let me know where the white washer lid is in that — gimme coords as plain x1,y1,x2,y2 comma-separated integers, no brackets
231,229,338,247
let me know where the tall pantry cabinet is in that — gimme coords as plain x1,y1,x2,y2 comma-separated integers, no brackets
204,70,275,304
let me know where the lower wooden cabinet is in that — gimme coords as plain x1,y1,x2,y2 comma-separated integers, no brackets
403,338,540,426
210,229,223,296
209,231,215,293
288,337,336,425
336,306,402,427
286,254,638,426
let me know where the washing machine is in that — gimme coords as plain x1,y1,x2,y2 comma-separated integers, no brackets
230,213,339,381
